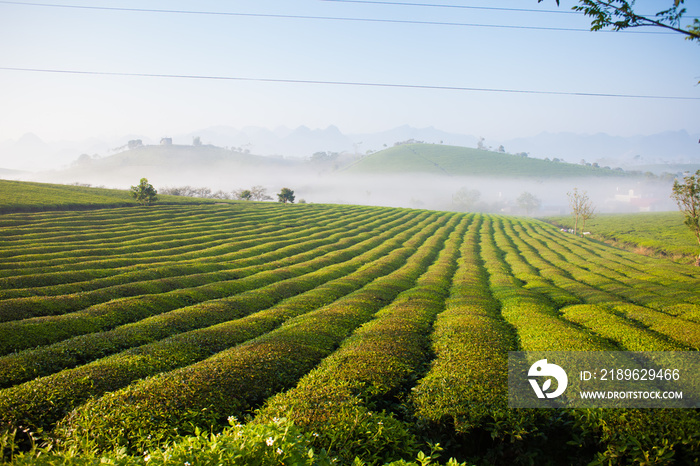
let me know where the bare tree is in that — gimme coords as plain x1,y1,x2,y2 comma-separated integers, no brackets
568,188,594,236
250,185,272,201
580,198,596,234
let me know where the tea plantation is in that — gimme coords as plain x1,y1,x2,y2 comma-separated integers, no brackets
1,183,699,465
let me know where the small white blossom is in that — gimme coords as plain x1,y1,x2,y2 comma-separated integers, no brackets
276,448,283,455
266,437,275,446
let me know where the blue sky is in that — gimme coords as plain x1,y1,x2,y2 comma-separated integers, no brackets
1,0,698,142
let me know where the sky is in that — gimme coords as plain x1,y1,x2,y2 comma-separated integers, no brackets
0,0,699,144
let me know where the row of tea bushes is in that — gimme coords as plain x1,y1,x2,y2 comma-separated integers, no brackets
253,215,469,464
0,211,441,433
0,211,415,354
0,209,399,320
0,209,428,382
410,215,517,438
52,212,456,452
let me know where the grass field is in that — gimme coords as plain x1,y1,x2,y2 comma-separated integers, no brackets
545,211,700,263
1,182,700,465
0,179,220,214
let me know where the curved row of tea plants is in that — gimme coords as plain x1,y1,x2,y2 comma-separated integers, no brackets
251,215,470,464
52,211,458,453
0,211,445,434
0,207,401,321
2,195,700,465
0,209,413,354
0,209,432,390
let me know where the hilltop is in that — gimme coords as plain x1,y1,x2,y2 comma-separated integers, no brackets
342,143,632,178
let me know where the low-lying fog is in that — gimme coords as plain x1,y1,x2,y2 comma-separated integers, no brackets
19,163,679,215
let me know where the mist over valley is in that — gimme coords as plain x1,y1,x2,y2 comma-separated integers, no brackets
1,131,688,215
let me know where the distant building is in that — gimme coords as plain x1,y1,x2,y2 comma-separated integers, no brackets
612,189,658,212
160,137,172,145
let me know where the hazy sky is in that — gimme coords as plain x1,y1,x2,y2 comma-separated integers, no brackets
1,0,698,142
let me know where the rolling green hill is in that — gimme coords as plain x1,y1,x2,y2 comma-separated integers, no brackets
0,179,223,213
72,144,299,172
342,143,632,177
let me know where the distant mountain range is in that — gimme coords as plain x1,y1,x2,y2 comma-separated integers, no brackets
1,125,697,173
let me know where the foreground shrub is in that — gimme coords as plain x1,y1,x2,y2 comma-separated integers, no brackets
6,418,468,465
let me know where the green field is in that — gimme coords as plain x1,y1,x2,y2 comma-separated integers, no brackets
1,183,700,465
546,212,700,263
0,179,221,214
342,144,633,177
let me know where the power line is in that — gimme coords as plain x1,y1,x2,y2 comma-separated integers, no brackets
321,0,700,20
0,0,673,34
1,66,698,101
322,0,578,15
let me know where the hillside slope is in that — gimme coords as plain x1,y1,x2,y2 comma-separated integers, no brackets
0,179,222,213
342,144,632,177
546,211,699,263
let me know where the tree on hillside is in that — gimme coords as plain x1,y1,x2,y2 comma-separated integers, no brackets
580,197,596,234
250,185,273,201
127,139,143,150
130,178,158,205
567,187,594,235
540,0,700,41
517,191,542,215
452,187,481,212
671,169,700,265
277,187,295,204
237,189,253,201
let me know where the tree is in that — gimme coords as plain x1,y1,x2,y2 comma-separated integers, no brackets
237,189,252,201
517,191,542,215
452,187,481,212
580,197,596,233
567,187,594,235
130,178,158,205
277,187,295,204
540,1,700,41
127,139,143,149
671,169,700,265
250,186,272,201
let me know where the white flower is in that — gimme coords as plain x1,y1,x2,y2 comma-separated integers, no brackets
276,448,283,455
266,437,275,446
184,463,191,466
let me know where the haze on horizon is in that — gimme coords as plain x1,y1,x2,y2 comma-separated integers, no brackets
1,0,699,147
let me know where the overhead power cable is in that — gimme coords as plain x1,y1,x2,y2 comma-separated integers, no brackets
1,66,698,101
321,0,700,20
322,0,578,15
0,0,674,34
